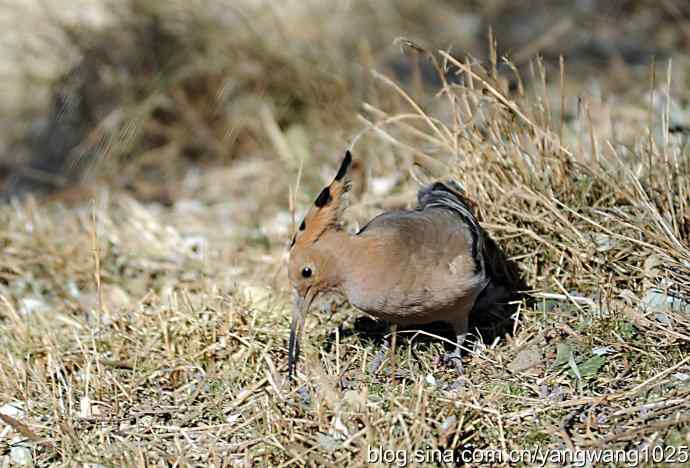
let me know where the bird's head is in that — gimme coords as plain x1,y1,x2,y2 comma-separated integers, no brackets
287,150,353,380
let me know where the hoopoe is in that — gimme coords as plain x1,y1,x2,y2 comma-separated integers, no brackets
287,150,520,379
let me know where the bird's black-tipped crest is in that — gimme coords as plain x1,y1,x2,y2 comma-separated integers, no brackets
314,187,332,207
291,151,354,248
334,150,352,181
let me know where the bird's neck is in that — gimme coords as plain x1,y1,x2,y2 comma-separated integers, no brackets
320,229,386,309
320,229,361,274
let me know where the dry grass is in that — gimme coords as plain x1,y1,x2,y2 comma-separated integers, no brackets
2,1,690,466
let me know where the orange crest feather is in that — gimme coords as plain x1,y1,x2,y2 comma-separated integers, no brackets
291,151,352,249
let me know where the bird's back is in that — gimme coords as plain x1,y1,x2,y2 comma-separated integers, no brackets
357,181,482,271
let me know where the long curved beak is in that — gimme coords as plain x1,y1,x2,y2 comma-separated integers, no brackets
288,289,315,381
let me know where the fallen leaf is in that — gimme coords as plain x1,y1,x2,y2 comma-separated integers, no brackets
555,343,573,366
571,355,605,379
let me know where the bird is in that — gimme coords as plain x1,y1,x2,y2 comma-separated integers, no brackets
287,150,520,380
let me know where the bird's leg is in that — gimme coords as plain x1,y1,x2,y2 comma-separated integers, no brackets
444,316,469,375
389,323,398,378
369,322,394,375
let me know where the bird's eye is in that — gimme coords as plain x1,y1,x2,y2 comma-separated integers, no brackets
301,267,312,278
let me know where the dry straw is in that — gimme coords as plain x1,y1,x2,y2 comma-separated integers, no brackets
1,1,689,465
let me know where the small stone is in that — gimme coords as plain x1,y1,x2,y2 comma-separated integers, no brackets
19,297,48,316
332,415,349,438
592,346,615,356
318,433,341,451
655,313,672,325
509,346,543,372
440,415,457,432
425,374,437,386
0,402,25,419
9,437,32,466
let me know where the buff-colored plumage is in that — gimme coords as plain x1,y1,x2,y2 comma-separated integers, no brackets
287,151,519,379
